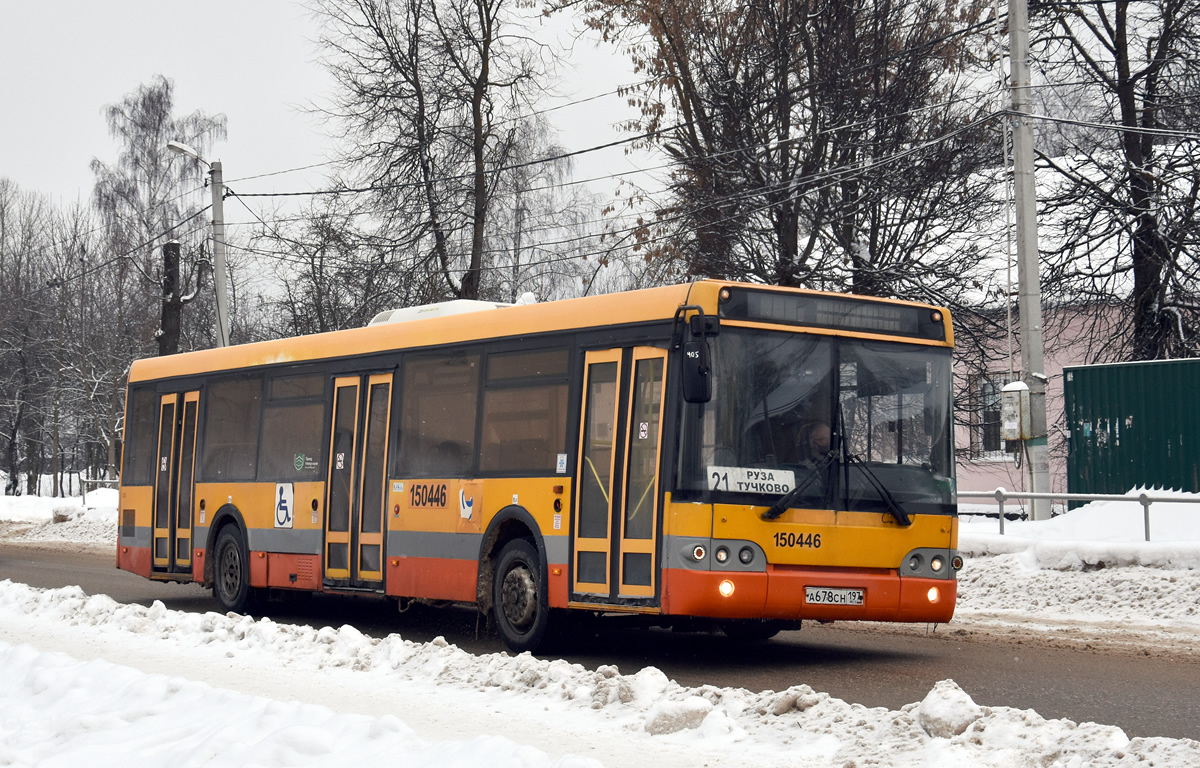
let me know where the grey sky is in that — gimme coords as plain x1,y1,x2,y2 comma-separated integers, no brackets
0,1,640,209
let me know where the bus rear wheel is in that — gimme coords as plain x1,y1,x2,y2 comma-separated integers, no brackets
493,539,550,653
213,526,255,613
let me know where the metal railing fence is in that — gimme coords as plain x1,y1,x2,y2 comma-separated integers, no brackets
957,488,1192,541
81,478,119,506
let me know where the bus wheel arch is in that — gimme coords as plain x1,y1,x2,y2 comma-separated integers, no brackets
208,507,256,613
202,505,246,584
477,506,550,651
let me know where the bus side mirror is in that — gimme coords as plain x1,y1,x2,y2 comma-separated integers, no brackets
673,306,718,404
682,340,711,403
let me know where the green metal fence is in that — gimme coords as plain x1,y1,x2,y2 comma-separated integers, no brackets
1064,358,1200,504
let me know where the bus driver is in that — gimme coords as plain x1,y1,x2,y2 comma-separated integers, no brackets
798,422,831,465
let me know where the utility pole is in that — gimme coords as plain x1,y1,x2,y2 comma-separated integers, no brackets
1008,0,1051,519
210,160,230,347
167,140,230,347
159,241,182,356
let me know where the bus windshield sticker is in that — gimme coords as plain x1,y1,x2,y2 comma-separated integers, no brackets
707,466,795,495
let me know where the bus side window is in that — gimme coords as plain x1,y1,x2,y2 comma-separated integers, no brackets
397,352,480,477
480,384,569,473
258,373,326,481
122,387,159,485
200,375,263,481
479,347,569,474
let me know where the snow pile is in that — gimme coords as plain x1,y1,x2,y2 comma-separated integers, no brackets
917,680,982,738
2,580,1199,766
956,554,1200,630
3,489,1200,765
0,488,117,547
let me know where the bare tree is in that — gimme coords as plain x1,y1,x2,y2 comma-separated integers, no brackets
477,114,627,302
0,181,59,493
248,195,441,335
570,0,1000,303
315,0,550,300
1031,0,1200,360
78,77,227,480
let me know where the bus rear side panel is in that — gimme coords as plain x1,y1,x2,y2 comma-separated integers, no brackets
116,485,154,578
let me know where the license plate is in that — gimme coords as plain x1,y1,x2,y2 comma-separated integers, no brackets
805,587,864,606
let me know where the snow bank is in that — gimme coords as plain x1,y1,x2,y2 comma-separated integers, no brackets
0,489,117,547
957,554,1200,633
2,580,1199,767
0,642,600,768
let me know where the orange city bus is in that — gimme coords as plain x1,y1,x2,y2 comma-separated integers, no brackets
116,280,961,651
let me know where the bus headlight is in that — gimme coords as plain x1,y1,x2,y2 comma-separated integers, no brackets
930,556,944,573
719,579,735,597
927,587,941,604
715,547,730,563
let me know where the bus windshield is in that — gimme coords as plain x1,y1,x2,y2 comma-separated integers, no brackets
678,327,955,516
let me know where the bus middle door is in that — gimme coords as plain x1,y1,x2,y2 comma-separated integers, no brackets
323,373,393,590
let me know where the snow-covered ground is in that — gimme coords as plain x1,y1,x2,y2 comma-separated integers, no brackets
2,488,1199,766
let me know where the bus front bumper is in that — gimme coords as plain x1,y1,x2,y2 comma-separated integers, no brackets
662,565,957,624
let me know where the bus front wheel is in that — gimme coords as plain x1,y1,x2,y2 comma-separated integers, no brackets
213,526,255,613
493,539,550,653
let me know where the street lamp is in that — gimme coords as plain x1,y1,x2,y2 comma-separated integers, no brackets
167,140,231,347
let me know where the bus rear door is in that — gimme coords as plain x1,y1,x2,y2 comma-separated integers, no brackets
152,390,199,576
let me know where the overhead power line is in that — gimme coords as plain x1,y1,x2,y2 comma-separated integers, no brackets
38,205,213,295
1017,110,1200,141
227,109,1005,280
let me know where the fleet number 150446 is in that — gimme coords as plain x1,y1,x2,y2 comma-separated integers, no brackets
773,531,821,548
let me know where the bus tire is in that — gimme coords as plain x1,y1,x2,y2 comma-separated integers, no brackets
213,526,255,614
493,538,550,653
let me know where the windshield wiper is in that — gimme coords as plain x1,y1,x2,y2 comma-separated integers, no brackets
761,452,836,521
845,454,912,526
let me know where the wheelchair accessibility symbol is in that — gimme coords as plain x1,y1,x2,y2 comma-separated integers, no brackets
275,483,294,528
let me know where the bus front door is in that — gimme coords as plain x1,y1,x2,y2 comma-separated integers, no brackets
573,347,667,604
323,373,393,589
152,390,199,575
